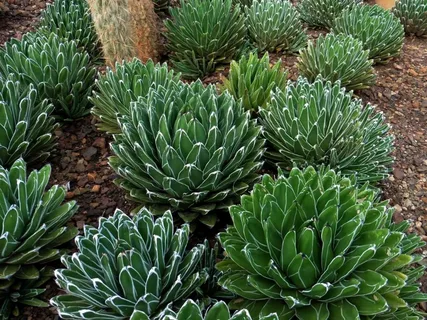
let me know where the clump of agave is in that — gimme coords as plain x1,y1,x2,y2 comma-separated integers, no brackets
90,58,181,134
0,159,78,319
218,166,427,319
220,52,287,112
0,75,57,168
245,0,307,53
393,0,427,37
333,4,404,64
110,81,264,227
0,33,96,119
297,0,362,29
165,0,246,79
51,208,209,320
298,33,376,91
38,0,102,62
160,300,279,319
260,77,393,183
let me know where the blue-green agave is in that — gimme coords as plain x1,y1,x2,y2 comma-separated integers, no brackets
110,81,264,227
165,0,247,79
51,208,208,320
298,33,376,91
245,0,307,53
0,33,96,119
0,75,57,168
259,77,393,184
392,0,427,36
0,159,78,319
90,58,181,134
218,166,427,319
333,5,404,63
297,0,362,29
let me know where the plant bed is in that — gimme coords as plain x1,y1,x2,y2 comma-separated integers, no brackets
1,1,427,319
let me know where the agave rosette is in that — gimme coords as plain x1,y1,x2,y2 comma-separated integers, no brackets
51,208,208,320
221,52,288,112
297,0,362,29
245,0,307,53
298,33,376,91
38,0,102,62
165,0,247,79
0,33,96,119
260,77,394,184
90,58,181,134
218,167,427,319
110,81,264,227
0,159,78,319
333,4,404,63
392,0,427,37
0,75,57,168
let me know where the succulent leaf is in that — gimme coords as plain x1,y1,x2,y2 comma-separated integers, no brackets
38,0,102,62
0,75,58,168
221,52,288,112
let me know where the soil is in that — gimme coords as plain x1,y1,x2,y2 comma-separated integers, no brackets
1,0,427,319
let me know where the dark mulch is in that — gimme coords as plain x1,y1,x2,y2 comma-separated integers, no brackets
1,0,427,319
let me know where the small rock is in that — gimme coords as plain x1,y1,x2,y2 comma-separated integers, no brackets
76,220,85,229
88,172,97,181
393,168,405,180
65,192,74,199
408,69,418,77
90,202,100,208
91,185,101,193
75,159,86,173
403,199,412,208
93,137,106,149
82,146,98,160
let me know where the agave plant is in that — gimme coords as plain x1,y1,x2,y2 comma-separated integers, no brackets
393,0,427,37
0,32,96,119
0,75,58,168
221,53,287,113
218,166,427,319
51,208,209,320
161,299,279,320
110,81,264,227
38,0,102,62
298,33,376,91
165,0,247,79
260,77,393,183
297,0,362,29
245,0,307,53
0,159,78,319
333,5,404,64
90,58,181,134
